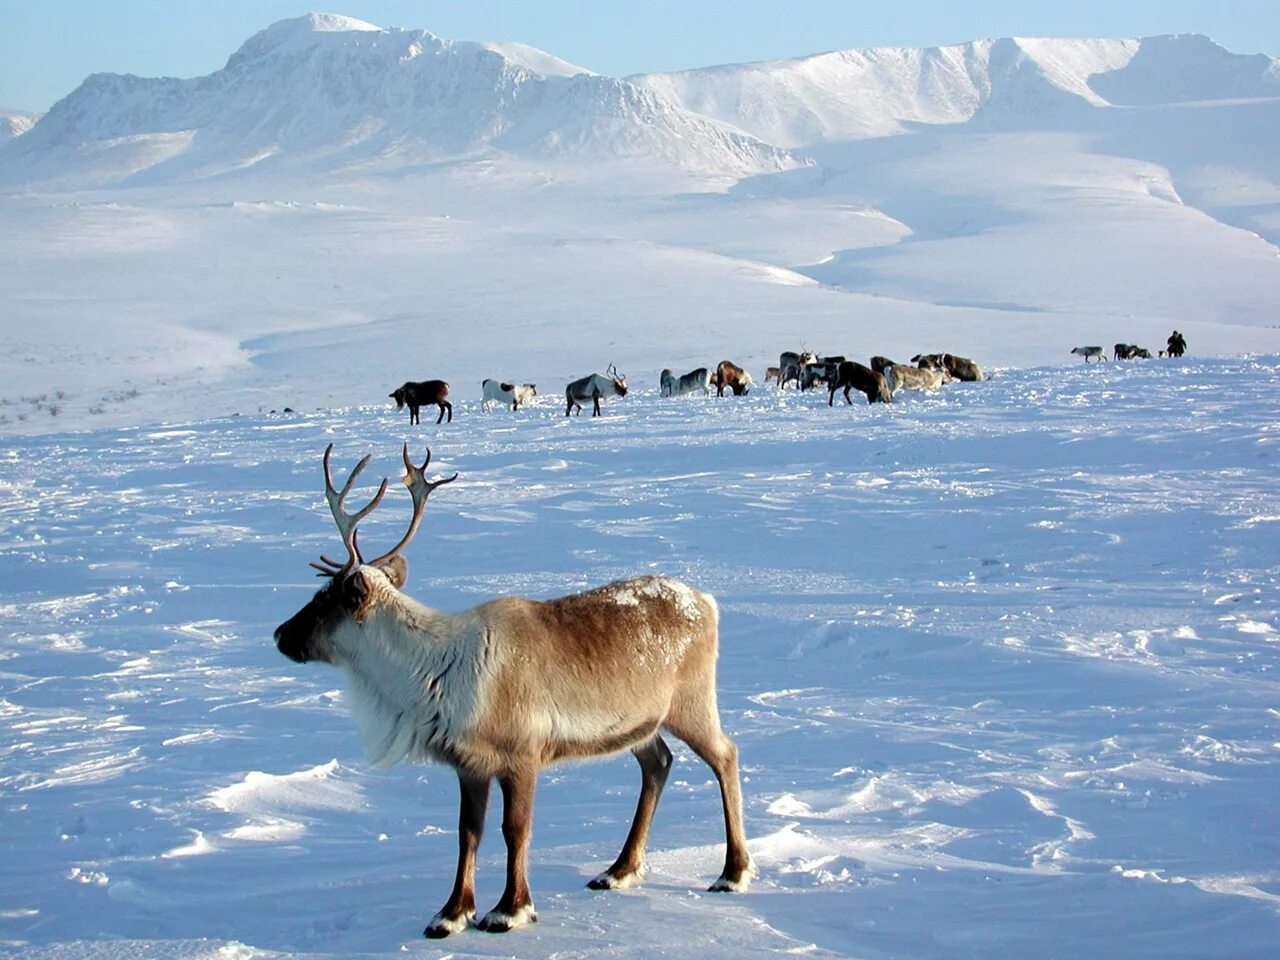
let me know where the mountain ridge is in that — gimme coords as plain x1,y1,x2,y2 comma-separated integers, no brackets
632,33,1280,146
6,18,1278,187
0,14,794,186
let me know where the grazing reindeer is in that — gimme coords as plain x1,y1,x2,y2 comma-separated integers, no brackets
390,380,452,424
1070,346,1106,364
883,363,946,396
566,364,628,416
660,367,712,397
914,353,985,381
274,446,752,937
828,360,892,405
481,380,537,411
711,360,754,396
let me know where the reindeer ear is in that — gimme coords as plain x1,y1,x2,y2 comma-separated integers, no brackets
340,568,371,608
373,554,408,590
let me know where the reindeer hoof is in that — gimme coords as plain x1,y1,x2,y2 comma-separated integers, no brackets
477,903,537,933
588,867,644,890
423,909,473,938
709,859,756,893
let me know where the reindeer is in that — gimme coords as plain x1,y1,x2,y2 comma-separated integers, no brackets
274,446,752,936
883,363,947,396
1070,346,1106,364
778,350,818,390
390,380,452,425
481,380,537,411
711,360,753,396
828,360,892,405
566,364,628,416
660,367,712,397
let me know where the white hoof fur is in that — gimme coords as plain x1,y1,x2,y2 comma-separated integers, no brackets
424,909,473,937
591,866,644,890
709,858,756,893
479,903,537,932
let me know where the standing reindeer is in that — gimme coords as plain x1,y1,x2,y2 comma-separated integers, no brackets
274,445,752,937
565,364,628,416
390,380,452,425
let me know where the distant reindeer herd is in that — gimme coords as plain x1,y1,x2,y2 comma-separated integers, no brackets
1071,330,1187,363
386,348,998,424
386,331,1191,424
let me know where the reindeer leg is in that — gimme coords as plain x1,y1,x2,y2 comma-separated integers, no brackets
477,766,538,932
425,770,491,938
589,736,672,890
664,699,753,893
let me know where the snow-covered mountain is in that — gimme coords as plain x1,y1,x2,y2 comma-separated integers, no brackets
633,34,1280,145
0,109,38,144
0,13,794,186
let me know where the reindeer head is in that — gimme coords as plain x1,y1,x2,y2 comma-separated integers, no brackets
389,387,407,410
607,363,628,396
274,444,457,665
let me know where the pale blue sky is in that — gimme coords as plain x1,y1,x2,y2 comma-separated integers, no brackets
2,1,1276,113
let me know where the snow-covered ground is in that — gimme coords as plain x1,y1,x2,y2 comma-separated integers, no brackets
3,357,1278,958
2,14,1279,957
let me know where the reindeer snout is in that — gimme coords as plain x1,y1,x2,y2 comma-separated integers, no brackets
274,622,310,663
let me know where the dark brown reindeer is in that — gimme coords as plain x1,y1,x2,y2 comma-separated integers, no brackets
390,380,452,425
274,445,752,938
828,360,892,405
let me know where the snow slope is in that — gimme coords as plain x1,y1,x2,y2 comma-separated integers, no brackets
1,358,1278,958
632,34,1280,146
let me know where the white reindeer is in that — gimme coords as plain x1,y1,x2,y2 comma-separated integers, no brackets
481,379,537,411
274,445,753,938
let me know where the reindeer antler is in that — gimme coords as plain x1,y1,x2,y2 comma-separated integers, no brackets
310,444,389,578
366,444,458,568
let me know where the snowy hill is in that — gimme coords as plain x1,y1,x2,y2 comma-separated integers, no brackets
632,34,1280,145
0,109,38,143
0,13,794,186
